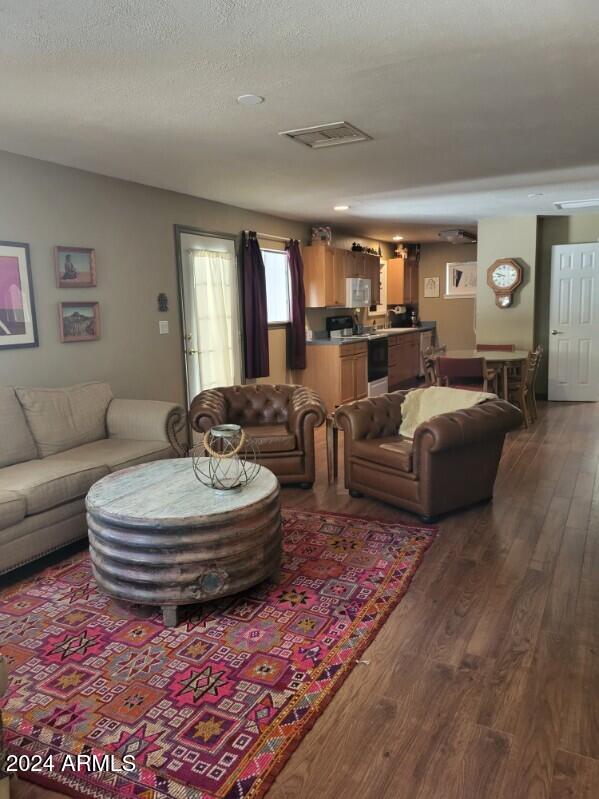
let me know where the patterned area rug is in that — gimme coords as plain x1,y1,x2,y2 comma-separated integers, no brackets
0,509,437,799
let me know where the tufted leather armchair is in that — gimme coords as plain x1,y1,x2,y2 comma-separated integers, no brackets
190,384,326,487
335,391,522,521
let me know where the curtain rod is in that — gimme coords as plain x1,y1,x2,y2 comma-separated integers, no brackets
244,230,291,243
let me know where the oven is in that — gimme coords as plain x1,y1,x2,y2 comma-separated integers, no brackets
367,337,389,397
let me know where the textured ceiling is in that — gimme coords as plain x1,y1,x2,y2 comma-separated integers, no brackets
2,0,599,242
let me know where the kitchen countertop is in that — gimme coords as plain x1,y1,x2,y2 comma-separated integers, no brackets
306,321,436,345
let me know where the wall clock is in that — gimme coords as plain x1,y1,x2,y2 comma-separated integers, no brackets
487,258,523,308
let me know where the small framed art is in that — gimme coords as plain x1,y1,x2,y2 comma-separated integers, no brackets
445,261,477,298
0,240,38,350
55,246,97,288
423,276,440,298
59,301,101,342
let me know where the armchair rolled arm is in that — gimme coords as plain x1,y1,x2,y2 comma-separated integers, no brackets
413,400,522,455
107,398,187,456
288,386,326,441
190,389,227,434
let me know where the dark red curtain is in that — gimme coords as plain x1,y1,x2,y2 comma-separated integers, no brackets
286,239,306,370
241,231,270,379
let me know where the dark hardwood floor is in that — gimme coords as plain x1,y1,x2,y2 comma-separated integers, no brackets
11,400,599,799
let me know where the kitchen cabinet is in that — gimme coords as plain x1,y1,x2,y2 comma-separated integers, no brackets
387,256,419,305
366,255,382,305
303,244,345,308
388,332,420,389
295,341,368,411
303,244,381,307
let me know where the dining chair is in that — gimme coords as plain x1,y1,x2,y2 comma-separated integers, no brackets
423,344,446,386
525,346,543,422
476,343,515,352
507,354,531,427
436,356,496,392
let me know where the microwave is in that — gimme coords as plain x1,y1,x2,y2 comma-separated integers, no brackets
345,277,371,308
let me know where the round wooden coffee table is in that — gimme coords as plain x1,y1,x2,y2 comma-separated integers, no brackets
86,458,282,626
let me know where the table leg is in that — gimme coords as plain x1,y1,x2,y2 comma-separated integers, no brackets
326,416,334,484
326,416,339,484
333,424,339,479
162,605,179,627
502,364,509,400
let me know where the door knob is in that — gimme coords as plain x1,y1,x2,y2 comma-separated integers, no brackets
185,348,199,355
551,329,563,335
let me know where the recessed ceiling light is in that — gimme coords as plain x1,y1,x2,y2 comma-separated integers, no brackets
392,235,403,241
554,198,599,210
527,192,544,198
334,205,350,211
237,94,264,106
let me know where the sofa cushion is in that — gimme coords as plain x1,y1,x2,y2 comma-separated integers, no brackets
352,435,413,473
0,489,26,530
15,382,113,457
0,458,109,515
243,424,296,453
62,439,174,472
0,387,38,467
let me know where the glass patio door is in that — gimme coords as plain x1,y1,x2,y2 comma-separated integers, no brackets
177,229,242,405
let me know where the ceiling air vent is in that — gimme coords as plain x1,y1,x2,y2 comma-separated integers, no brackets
279,121,372,149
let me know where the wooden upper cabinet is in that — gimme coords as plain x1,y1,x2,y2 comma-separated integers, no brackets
303,245,381,308
303,244,345,308
344,251,364,278
387,256,418,305
366,254,381,305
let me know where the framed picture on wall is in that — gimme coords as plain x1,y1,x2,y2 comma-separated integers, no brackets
59,301,101,342
0,240,38,350
423,276,440,298
55,246,97,288
445,261,477,298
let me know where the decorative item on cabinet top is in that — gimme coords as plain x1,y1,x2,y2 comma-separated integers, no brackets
311,225,332,244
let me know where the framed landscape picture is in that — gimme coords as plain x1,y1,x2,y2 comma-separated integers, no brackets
59,301,101,342
445,261,477,298
0,240,38,350
55,246,96,288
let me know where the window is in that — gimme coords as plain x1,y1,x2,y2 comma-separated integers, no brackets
262,248,291,324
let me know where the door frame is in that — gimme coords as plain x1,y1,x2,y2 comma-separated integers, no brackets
174,224,246,413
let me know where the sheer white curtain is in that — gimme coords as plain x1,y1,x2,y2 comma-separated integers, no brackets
189,248,241,392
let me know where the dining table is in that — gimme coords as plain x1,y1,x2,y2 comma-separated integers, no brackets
441,349,529,400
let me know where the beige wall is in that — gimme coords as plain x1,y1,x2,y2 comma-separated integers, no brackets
418,243,477,348
0,150,309,404
535,213,599,393
475,216,538,350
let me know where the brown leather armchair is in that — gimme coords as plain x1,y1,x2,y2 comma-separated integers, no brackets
190,384,326,487
335,391,522,521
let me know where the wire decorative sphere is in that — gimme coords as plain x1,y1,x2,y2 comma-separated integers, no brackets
191,424,260,492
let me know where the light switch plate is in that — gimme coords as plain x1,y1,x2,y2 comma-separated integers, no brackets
159,320,169,334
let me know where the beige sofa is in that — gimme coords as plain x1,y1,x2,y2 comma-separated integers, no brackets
0,382,186,576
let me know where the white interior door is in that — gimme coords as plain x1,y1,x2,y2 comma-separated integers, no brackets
548,242,599,401
179,231,242,404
